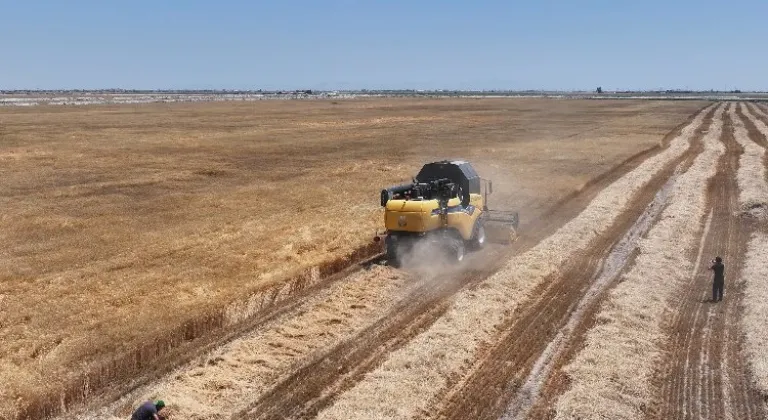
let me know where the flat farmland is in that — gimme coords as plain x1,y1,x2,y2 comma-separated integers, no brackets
0,98,717,419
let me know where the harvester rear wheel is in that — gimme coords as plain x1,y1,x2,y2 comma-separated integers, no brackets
449,235,466,263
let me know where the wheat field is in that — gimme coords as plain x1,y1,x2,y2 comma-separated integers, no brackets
0,98,706,416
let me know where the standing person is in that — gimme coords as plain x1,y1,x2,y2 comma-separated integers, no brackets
709,256,725,302
131,399,166,420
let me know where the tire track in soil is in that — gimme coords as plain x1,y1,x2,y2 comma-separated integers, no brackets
647,104,766,420
429,106,715,420
48,250,388,420
741,104,768,191
753,103,768,121
520,104,715,420
740,104,768,149
232,145,671,420
231,105,714,420
59,104,710,420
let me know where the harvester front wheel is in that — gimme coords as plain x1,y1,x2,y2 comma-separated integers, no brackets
386,239,402,267
448,235,466,263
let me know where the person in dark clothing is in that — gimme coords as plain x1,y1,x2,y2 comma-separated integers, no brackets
131,400,166,420
710,256,725,302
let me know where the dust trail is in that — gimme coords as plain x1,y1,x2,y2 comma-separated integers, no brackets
314,105,713,420
553,103,726,420
730,104,768,217
500,170,675,420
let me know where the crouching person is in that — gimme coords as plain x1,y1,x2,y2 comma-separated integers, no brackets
131,399,166,420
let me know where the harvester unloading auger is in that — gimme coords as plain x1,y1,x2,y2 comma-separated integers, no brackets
374,160,519,266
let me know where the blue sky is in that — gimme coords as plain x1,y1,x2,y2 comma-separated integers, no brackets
1,0,766,91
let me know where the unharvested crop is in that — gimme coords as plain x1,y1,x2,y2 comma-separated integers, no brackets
554,104,726,420
315,104,713,420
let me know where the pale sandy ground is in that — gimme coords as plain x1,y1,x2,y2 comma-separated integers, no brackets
314,105,712,420
554,104,725,419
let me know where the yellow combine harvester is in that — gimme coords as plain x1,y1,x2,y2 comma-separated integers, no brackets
375,160,519,266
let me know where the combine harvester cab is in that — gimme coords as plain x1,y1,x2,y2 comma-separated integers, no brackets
375,160,519,266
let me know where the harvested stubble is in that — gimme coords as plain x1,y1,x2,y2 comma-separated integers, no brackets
740,233,768,411
750,102,768,120
80,265,410,420
730,105,768,217
315,105,713,420
0,98,707,418
736,103,768,413
743,103,768,143
553,104,726,420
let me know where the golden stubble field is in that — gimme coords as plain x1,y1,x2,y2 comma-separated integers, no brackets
0,98,707,415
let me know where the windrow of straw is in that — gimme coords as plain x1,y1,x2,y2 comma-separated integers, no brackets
736,102,768,412
553,103,726,419
743,103,768,144
730,104,768,217
315,105,714,420
739,232,768,412
71,265,410,420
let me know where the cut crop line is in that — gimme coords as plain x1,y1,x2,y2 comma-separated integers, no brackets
553,103,726,420
70,266,413,420
500,169,676,420
313,104,714,420
27,243,383,420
